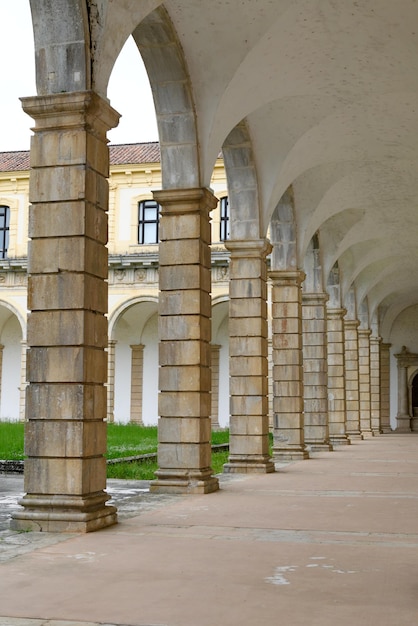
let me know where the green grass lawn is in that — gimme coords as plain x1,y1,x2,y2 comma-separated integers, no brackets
0,421,231,479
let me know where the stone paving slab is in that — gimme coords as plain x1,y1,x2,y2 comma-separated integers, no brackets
0,435,418,626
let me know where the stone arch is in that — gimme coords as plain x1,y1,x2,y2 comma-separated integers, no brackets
222,120,262,240
270,187,297,271
133,6,201,189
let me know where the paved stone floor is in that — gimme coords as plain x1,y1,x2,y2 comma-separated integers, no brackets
1,434,418,626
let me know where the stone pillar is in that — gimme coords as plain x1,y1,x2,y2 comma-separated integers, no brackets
210,344,221,430
19,341,27,421
270,270,308,461
130,344,144,425
150,187,219,494
268,337,274,430
11,92,119,532
380,342,392,433
327,308,350,445
302,293,332,451
396,362,411,432
224,239,274,473
370,335,382,434
344,319,362,439
106,339,117,423
358,328,373,437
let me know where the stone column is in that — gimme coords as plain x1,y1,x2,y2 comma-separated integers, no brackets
270,270,308,461
302,293,332,451
150,187,219,494
19,341,27,421
130,344,144,425
358,328,373,437
11,92,119,532
344,319,362,439
380,342,392,433
327,308,350,445
210,344,221,430
224,239,274,473
268,337,274,430
370,335,382,435
396,361,411,432
106,339,117,423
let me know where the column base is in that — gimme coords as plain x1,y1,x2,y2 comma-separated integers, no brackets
272,447,309,461
361,430,374,438
329,436,351,446
10,492,117,533
411,418,418,433
305,442,334,452
347,431,364,441
396,416,411,433
223,455,275,474
381,426,393,433
149,468,219,494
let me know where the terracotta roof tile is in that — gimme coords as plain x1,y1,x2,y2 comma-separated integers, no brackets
0,142,161,172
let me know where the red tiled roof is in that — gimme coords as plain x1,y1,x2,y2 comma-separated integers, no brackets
0,142,161,172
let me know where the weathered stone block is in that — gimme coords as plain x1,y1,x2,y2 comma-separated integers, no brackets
29,201,107,242
159,365,210,391
273,380,303,397
24,457,106,495
158,417,211,443
230,376,266,396
158,391,210,417
229,336,267,357
229,355,268,376
25,420,106,457
230,278,266,300
27,310,107,347
274,395,304,413
272,302,299,318
158,442,211,468
159,239,210,266
229,434,269,456
26,383,107,420
159,290,210,316
29,237,107,278
159,340,209,366
272,317,301,334
229,414,267,435
229,316,267,337
27,346,107,383
159,265,210,292
159,315,210,341
274,348,301,366
28,273,107,313
160,212,210,242
230,395,268,417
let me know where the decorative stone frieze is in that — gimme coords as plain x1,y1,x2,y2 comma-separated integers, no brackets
11,91,120,532
150,187,219,494
224,239,275,473
270,270,308,461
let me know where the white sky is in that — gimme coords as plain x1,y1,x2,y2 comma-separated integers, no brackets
0,2,158,152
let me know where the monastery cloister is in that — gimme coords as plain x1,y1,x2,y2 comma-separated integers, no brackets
3,0,418,532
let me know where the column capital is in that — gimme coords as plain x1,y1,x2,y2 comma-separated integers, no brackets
153,187,217,214
21,91,120,137
370,335,382,344
326,307,347,320
302,291,329,305
344,318,360,330
358,328,372,338
269,269,306,285
224,238,272,258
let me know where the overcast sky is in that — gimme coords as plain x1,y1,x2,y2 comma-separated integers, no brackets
0,2,158,152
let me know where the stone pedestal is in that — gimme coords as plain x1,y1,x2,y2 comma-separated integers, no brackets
344,319,362,440
302,293,333,452
150,188,219,494
270,270,308,461
224,239,274,473
380,343,392,433
327,308,350,445
358,328,373,438
11,91,120,532
370,335,382,434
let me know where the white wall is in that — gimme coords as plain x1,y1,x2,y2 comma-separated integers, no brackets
0,315,21,420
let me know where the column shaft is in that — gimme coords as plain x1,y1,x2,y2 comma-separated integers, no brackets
270,270,308,461
130,344,144,425
150,187,219,494
396,362,411,432
380,343,392,433
358,328,373,437
370,336,382,434
327,308,350,445
302,293,332,451
344,319,362,440
12,91,120,532
19,341,27,421
224,239,274,473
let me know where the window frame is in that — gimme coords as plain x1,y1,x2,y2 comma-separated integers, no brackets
137,199,160,245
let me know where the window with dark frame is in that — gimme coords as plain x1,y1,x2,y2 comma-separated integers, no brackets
219,196,230,241
0,205,10,259
138,199,160,244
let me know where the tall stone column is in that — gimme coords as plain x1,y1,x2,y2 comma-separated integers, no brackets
19,341,27,421
106,339,117,423
210,344,221,430
224,239,274,473
12,92,120,532
344,319,362,439
358,328,373,437
302,293,332,451
150,188,219,494
270,270,308,461
380,342,392,433
370,335,382,434
327,308,350,445
395,347,411,432
130,344,144,425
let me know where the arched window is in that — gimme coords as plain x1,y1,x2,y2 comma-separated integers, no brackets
220,196,230,241
0,205,10,258
138,199,160,244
